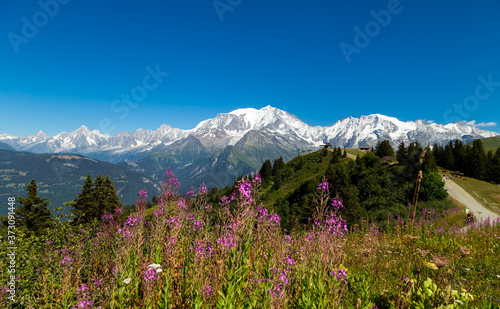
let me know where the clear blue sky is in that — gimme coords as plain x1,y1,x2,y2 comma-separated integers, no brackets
1,0,500,136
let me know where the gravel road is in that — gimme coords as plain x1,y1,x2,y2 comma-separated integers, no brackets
444,179,499,223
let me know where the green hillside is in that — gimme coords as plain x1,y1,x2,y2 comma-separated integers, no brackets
209,148,450,230
480,136,500,153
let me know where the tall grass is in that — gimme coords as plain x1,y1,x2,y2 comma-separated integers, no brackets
1,171,499,308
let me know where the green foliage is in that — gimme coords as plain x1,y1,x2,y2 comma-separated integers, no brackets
420,172,448,201
15,179,53,236
71,173,122,224
375,140,395,158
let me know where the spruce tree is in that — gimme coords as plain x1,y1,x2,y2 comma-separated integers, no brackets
375,140,395,158
16,179,53,235
72,174,97,224
103,175,122,212
467,139,487,179
72,174,122,224
259,159,273,182
396,141,407,162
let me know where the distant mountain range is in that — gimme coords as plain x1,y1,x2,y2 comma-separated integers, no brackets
1,106,498,194
2,106,498,161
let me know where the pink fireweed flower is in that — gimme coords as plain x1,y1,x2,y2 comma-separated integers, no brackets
331,199,343,211
201,284,214,298
256,206,269,219
138,189,147,198
199,184,207,194
217,234,238,250
94,279,104,287
124,215,141,227
219,196,231,207
269,214,281,226
166,217,181,228
177,198,187,209
252,173,262,185
190,241,214,258
61,255,74,265
76,284,88,294
72,300,94,309
331,268,348,284
115,208,122,214
317,179,329,192
192,220,204,231
186,187,195,196
101,214,114,222
205,204,213,211
284,256,296,266
144,264,162,281
153,208,164,217
239,182,253,202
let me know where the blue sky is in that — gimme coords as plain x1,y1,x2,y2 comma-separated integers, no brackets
1,0,500,136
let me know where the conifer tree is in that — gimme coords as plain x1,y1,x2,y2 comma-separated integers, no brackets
72,174,122,224
421,145,438,173
259,159,273,183
72,174,97,224
375,140,395,158
396,141,407,162
16,179,53,235
468,139,487,179
330,151,340,164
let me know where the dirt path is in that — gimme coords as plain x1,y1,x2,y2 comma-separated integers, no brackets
444,179,499,222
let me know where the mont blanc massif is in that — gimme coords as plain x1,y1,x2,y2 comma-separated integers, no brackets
1,106,498,209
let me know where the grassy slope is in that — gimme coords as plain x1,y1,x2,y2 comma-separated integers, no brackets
261,149,351,207
480,136,500,153
439,167,500,214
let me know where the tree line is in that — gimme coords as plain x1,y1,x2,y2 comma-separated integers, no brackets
432,139,500,183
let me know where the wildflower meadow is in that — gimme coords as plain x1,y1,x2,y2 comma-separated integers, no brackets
1,169,499,308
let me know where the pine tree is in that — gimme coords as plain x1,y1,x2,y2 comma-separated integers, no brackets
375,140,395,158
72,174,97,224
421,145,438,173
72,174,122,224
103,175,122,212
259,159,273,182
396,141,407,162
489,146,500,183
330,151,340,164
272,157,285,176
16,179,53,235
469,139,487,179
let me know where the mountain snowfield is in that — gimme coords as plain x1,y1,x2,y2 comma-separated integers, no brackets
1,106,498,163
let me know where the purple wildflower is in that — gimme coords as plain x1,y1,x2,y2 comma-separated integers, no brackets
269,214,281,226
201,285,214,298
317,179,329,192
138,189,147,198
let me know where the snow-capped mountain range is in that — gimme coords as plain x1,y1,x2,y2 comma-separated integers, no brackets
1,106,498,163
